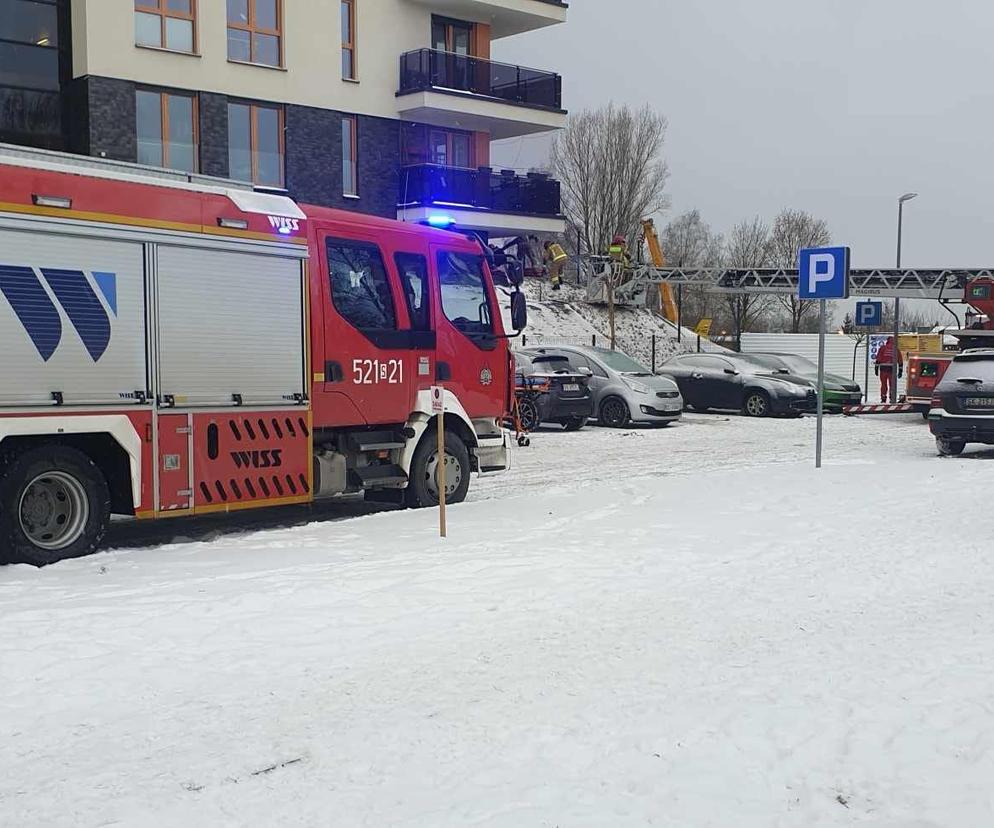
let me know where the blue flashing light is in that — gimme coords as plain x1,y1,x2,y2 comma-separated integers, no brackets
427,214,456,228
277,225,293,235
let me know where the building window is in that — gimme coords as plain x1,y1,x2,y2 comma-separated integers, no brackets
136,89,198,172
227,0,282,67
134,0,196,53
342,115,357,196
341,0,356,79
402,124,473,168
227,101,283,186
0,0,65,150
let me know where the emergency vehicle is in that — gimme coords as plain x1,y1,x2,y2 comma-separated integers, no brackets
0,145,526,564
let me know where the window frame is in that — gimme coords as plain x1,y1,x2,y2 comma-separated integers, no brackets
436,250,496,347
227,0,283,67
325,237,399,335
341,0,357,80
136,87,199,172
134,0,198,54
227,100,285,186
342,114,358,197
394,252,431,333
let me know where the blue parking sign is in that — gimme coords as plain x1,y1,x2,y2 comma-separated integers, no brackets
799,246,851,300
855,301,883,327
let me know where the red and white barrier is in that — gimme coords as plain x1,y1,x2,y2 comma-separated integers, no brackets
842,403,916,416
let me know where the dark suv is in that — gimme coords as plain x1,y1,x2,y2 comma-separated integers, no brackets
514,351,594,431
928,350,994,456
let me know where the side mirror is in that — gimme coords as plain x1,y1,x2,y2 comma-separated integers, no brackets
503,258,524,287
510,290,528,332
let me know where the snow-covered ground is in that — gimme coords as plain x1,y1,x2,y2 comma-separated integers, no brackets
3,414,994,826
511,280,694,369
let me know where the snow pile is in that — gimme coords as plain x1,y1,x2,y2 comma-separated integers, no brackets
512,280,693,368
3,416,994,825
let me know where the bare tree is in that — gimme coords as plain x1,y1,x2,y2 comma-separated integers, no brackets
723,217,775,350
661,210,723,330
768,208,832,333
551,104,670,349
551,104,670,257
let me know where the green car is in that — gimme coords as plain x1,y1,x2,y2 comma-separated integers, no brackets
751,353,863,411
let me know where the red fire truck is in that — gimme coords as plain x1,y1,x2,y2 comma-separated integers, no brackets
906,277,994,411
0,146,526,564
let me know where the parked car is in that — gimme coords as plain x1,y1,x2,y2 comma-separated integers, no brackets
513,351,594,431
748,352,863,411
927,349,994,456
659,353,817,417
524,346,683,427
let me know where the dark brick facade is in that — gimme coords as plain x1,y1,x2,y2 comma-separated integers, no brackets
59,77,402,219
199,92,229,178
84,76,137,162
285,105,400,218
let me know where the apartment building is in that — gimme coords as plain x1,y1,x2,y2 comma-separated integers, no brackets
0,0,567,238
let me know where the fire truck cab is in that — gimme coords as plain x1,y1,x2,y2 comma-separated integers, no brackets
0,145,524,564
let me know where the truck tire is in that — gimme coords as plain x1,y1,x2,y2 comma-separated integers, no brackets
0,445,111,566
405,428,471,509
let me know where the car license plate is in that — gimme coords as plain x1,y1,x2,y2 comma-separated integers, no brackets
965,397,994,408
562,383,580,392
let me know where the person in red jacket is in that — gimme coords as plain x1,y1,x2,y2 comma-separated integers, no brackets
874,336,904,403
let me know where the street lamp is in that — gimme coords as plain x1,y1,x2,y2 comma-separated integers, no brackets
893,192,918,400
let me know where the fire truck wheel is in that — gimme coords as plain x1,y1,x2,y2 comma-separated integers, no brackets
936,437,966,457
406,429,471,509
0,446,111,566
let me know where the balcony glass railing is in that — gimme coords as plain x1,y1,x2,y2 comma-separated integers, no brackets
399,49,563,110
399,164,562,217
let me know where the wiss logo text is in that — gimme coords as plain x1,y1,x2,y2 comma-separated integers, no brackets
231,450,284,470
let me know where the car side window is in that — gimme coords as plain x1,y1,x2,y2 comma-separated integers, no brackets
327,239,397,332
395,252,430,332
571,353,607,377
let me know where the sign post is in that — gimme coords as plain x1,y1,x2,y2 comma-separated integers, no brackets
855,302,883,403
431,385,446,538
799,247,851,468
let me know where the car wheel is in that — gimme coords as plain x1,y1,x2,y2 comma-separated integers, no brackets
562,417,588,432
0,446,111,566
517,397,541,432
936,437,966,457
406,428,471,508
743,391,772,418
600,396,630,428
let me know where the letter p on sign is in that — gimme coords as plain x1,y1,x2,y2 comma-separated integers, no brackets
799,247,851,300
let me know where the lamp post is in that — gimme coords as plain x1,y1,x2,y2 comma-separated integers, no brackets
893,192,917,401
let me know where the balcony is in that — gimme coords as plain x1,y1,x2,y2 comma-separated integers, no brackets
404,0,567,39
397,49,566,140
397,164,565,236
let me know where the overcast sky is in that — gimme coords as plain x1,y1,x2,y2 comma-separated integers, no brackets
492,0,994,272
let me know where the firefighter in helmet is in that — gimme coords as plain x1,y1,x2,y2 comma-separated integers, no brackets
874,335,904,403
543,239,568,291
608,235,631,266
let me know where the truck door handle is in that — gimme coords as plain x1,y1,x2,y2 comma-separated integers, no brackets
325,361,344,382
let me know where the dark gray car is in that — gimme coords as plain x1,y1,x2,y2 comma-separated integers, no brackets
660,353,817,417
928,349,994,455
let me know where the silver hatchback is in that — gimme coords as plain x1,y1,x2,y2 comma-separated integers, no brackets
523,345,683,427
